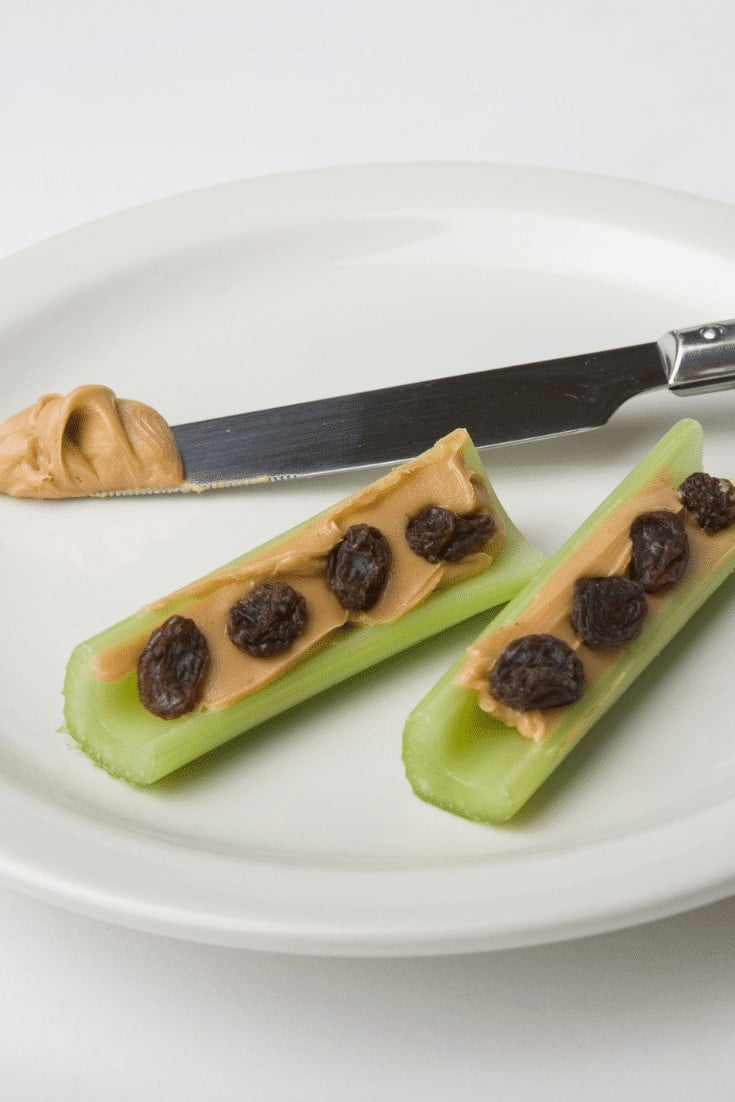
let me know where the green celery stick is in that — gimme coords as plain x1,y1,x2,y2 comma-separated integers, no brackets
63,432,545,784
403,419,735,824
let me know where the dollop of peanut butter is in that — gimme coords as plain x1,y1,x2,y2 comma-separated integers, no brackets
0,385,184,498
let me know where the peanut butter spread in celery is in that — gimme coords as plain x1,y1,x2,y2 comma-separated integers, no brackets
457,473,733,740
94,429,503,708
0,385,183,498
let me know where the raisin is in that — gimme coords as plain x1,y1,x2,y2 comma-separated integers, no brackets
137,615,210,719
227,582,307,658
405,506,496,562
489,634,585,711
326,524,391,611
571,576,647,648
629,510,689,592
678,472,735,533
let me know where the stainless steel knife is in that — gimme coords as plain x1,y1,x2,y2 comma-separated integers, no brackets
172,319,735,488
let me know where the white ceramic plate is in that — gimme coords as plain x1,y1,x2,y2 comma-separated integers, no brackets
1,164,735,955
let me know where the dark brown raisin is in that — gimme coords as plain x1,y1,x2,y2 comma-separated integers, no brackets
405,506,496,562
137,615,210,719
571,576,647,648
678,472,735,533
227,582,307,658
489,633,585,711
326,524,391,611
629,510,690,592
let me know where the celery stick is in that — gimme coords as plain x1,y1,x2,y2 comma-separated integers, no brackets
63,433,545,784
403,420,735,824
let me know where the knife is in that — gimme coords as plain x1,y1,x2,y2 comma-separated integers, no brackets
172,319,735,488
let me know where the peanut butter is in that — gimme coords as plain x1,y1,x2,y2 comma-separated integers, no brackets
457,472,734,740
93,429,503,708
0,385,184,498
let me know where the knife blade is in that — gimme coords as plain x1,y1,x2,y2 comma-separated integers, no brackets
171,319,735,488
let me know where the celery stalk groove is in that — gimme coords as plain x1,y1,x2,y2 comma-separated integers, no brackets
63,434,545,784
402,420,735,824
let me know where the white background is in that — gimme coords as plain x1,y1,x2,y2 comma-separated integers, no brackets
2,1,735,1098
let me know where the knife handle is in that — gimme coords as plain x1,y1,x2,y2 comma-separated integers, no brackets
658,319,735,395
